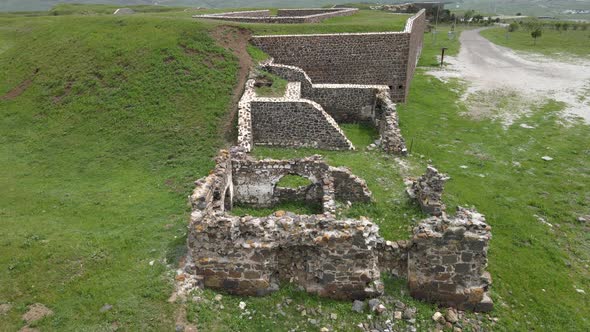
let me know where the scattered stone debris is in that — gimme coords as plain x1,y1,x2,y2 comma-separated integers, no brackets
99,304,112,313
541,156,553,161
445,307,459,323
534,214,554,228
575,288,585,294
352,300,366,313
519,123,535,129
432,311,445,324
22,303,53,325
239,301,247,310
577,215,589,223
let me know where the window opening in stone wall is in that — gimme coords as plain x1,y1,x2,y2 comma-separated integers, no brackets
223,187,232,211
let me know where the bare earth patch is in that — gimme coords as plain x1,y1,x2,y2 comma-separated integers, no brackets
428,28,590,125
0,303,12,315
209,25,253,140
1,68,39,101
22,303,53,325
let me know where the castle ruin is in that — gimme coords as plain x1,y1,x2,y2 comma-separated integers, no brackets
187,9,494,312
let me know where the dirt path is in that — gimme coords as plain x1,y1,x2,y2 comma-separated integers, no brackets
428,28,590,124
210,25,253,141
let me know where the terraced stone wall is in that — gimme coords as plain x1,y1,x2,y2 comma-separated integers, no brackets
251,10,426,102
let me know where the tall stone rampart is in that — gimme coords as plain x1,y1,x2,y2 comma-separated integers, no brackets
251,10,426,102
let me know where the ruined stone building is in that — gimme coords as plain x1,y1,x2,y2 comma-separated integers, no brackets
186,9,494,312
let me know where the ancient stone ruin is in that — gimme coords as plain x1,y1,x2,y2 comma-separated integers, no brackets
407,165,450,216
194,8,358,24
237,60,407,154
185,150,494,311
185,7,493,313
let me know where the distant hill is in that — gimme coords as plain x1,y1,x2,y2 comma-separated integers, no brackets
0,0,356,12
3,0,588,19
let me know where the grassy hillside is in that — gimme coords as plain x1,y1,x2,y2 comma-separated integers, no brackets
0,11,239,331
480,26,590,58
2,0,367,13
455,0,590,19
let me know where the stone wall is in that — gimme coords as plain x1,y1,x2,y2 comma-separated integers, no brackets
251,99,354,150
186,150,493,311
248,61,408,154
407,165,449,216
404,10,426,100
375,90,408,155
193,8,357,24
251,10,426,102
187,149,382,300
237,77,354,151
261,60,384,123
408,207,493,312
188,211,384,299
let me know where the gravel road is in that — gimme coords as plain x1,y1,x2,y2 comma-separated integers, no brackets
429,28,590,124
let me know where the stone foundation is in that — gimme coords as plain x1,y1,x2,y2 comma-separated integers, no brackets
186,150,493,311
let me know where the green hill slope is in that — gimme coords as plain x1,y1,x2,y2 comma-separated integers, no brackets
0,12,238,331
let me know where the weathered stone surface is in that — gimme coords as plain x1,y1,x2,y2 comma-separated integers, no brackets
186,149,493,311
251,10,426,103
0,303,11,315
407,165,450,216
408,207,493,312
352,300,366,313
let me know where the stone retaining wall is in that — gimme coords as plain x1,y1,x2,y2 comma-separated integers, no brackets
375,90,408,155
237,77,354,151
258,60,408,154
251,10,426,102
251,99,354,150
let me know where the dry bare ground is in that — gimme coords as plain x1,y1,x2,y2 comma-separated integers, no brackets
428,28,590,125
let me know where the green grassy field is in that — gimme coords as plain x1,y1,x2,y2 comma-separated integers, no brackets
1,4,589,331
480,26,590,58
0,11,239,331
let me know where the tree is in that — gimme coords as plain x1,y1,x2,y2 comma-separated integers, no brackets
531,28,542,45
516,12,522,16
463,9,475,22
555,22,562,31
562,23,569,31
508,22,519,32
